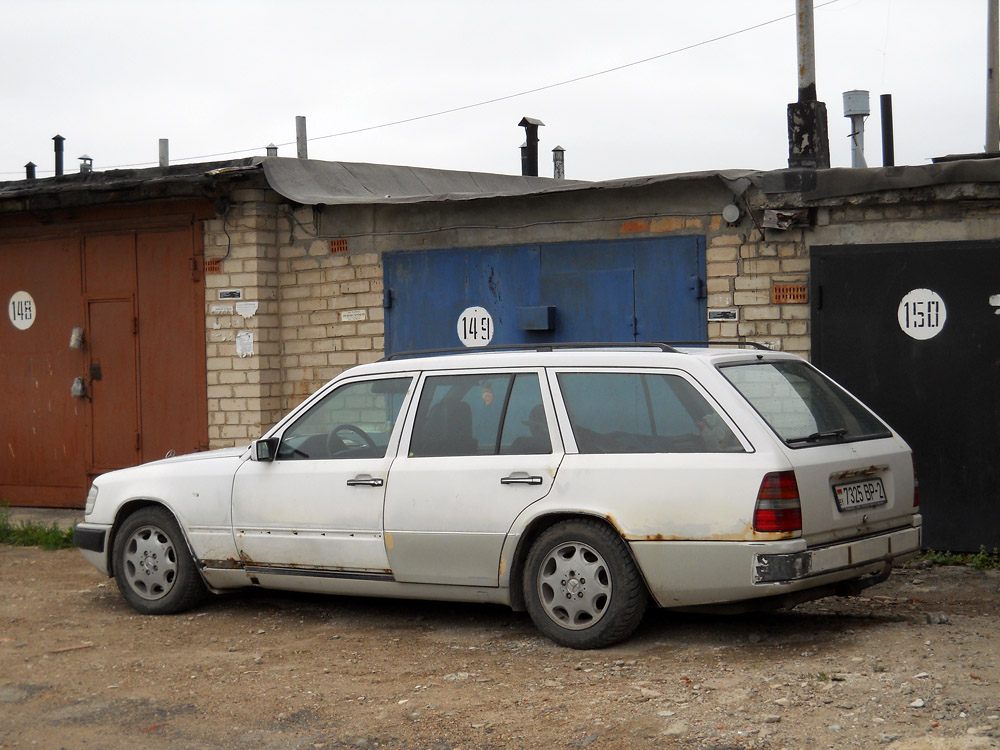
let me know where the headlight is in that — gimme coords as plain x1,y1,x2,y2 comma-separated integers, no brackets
85,484,99,516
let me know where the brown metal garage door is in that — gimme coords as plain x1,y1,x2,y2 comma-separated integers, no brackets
1,204,210,508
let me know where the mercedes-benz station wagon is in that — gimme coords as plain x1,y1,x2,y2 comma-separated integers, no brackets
74,344,921,649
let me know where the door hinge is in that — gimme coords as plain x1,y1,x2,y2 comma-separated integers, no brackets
136,432,142,451
133,317,139,335
383,288,393,309
688,275,707,300
816,285,823,311
190,256,201,282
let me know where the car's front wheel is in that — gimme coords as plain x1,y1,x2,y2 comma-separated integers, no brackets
112,507,207,614
523,519,647,649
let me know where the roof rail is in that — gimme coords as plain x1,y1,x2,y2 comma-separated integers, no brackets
668,340,772,351
382,341,681,361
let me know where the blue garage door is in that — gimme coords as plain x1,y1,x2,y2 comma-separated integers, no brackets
383,236,706,354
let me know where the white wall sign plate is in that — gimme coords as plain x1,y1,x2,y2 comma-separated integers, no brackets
457,306,494,348
8,291,36,330
898,288,947,340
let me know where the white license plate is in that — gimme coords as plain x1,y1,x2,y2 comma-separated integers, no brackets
833,478,888,511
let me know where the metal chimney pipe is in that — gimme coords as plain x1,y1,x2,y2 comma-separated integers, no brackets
843,90,869,168
296,116,308,159
796,1,817,103
25,162,36,180
159,139,169,167
53,134,65,176
786,0,830,169
880,94,895,166
518,117,544,176
988,0,999,151
552,145,565,179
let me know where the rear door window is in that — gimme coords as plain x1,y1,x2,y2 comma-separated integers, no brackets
556,371,744,454
409,372,551,457
719,360,891,447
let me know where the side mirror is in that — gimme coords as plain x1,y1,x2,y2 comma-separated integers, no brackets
252,437,279,462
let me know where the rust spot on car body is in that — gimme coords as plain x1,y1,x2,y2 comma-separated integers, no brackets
199,558,245,569
831,464,888,481
606,514,796,543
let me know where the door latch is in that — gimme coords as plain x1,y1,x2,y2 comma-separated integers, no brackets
71,377,88,399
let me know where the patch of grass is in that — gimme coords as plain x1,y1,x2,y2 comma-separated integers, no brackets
0,502,75,550
919,546,1000,570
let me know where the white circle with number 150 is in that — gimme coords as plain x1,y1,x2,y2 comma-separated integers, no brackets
897,288,947,340
457,306,494,348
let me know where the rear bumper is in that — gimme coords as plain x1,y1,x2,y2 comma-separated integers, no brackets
753,525,922,584
630,522,922,609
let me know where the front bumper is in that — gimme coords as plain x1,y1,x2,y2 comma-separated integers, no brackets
73,523,111,576
630,523,922,609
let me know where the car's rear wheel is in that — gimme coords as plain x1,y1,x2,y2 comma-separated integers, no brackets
112,507,207,614
523,518,647,649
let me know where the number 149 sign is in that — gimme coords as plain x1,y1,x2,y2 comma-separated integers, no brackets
457,306,494,348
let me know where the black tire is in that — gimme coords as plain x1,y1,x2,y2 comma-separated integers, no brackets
523,518,648,649
112,507,207,615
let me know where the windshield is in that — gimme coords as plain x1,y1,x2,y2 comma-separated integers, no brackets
719,360,891,447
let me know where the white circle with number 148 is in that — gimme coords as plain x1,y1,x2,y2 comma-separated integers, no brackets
457,306,494,348
897,288,946,340
8,291,36,331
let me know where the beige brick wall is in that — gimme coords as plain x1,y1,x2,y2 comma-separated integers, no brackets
203,192,283,448
643,213,812,356
203,201,818,446
203,200,385,448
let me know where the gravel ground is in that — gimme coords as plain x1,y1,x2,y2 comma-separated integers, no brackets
1,543,998,749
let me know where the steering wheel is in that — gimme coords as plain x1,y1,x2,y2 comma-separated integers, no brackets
326,423,377,456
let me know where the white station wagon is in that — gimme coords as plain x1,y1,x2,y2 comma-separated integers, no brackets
74,344,922,648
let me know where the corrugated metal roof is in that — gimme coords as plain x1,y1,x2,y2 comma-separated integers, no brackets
4,153,999,213
260,157,590,205
0,159,260,211
760,157,1000,202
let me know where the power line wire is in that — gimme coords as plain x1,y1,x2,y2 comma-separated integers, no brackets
4,1,842,175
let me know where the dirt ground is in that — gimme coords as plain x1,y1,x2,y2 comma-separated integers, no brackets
1,544,998,750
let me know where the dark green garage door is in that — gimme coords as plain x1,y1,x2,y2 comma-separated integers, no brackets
811,240,1000,552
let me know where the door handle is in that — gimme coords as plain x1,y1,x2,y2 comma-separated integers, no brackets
346,476,384,487
500,473,543,486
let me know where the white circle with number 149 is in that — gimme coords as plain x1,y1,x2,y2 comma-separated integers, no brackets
457,306,494,348
897,288,947,340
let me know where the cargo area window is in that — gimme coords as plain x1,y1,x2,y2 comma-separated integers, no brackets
558,372,744,454
719,360,891,447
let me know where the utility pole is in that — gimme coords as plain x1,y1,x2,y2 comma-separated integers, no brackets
988,0,999,152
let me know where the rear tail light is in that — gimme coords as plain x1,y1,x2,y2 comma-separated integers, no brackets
754,471,802,533
912,457,920,508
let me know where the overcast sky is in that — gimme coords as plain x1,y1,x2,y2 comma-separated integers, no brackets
0,1,993,182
